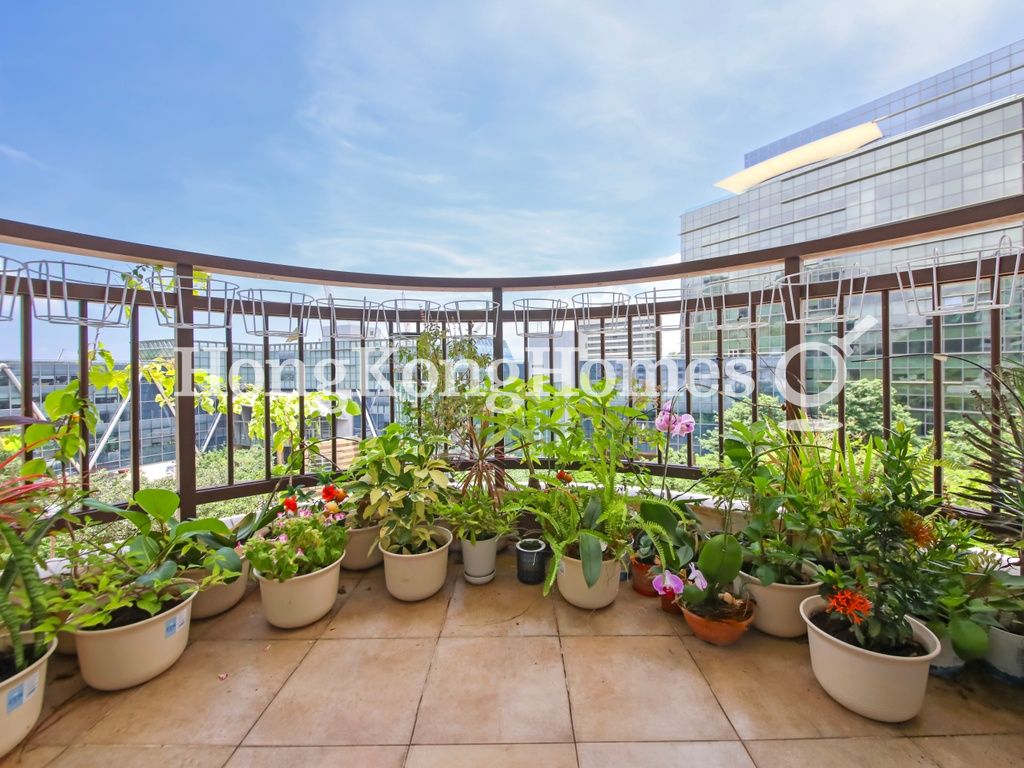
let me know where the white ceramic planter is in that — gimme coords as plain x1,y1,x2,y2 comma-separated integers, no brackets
255,556,343,629
557,554,621,610
929,632,966,677
188,560,251,620
342,524,383,571
800,596,939,722
461,535,499,585
986,625,1024,682
0,635,56,759
382,526,452,602
75,591,197,691
736,570,820,638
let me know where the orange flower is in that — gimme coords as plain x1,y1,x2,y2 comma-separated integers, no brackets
283,496,298,513
556,470,574,484
827,588,872,625
901,513,936,548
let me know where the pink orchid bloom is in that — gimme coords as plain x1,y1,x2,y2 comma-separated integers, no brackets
276,534,288,544
670,413,696,437
688,564,708,591
654,402,673,433
652,571,684,596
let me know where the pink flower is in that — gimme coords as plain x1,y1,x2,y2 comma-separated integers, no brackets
295,548,304,558
234,543,244,555
688,564,708,591
652,571,684,596
276,534,288,543
654,402,673,432
670,413,695,437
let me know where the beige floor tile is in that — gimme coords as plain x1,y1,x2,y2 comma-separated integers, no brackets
895,668,1024,736
47,745,234,768
554,583,674,636
406,744,578,768
683,633,898,739
245,638,435,745
0,745,66,768
577,741,754,768
745,737,936,767
226,746,407,767
562,635,735,742
912,734,1024,766
442,557,557,637
413,637,573,744
30,689,128,747
324,567,451,639
79,640,311,745
191,575,360,641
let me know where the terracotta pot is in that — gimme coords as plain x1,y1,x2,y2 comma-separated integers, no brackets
0,635,57,759
630,557,659,597
461,534,499,585
75,591,197,691
187,560,251,620
660,591,682,614
736,570,820,638
557,554,621,610
986,625,1024,682
341,524,383,571
682,605,754,646
382,526,452,602
800,596,940,722
255,556,343,629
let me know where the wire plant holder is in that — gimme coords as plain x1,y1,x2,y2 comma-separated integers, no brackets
444,299,501,339
775,263,869,325
379,298,441,340
512,297,568,339
316,296,383,341
236,288,313,338
571,291,631,337
633,284,704,331
897,234,1023,317
694,272,780,331
25,260,137,328
148,272,238,330
0,256,23,322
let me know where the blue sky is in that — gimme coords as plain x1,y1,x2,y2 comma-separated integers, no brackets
2,0,1024,280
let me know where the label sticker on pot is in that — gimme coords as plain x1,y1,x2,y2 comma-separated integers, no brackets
164,611,187,639
5,672,38,714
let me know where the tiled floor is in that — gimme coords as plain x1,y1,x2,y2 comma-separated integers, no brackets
6,553,1024,768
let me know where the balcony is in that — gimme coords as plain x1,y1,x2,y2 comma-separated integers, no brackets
2,201,1024,768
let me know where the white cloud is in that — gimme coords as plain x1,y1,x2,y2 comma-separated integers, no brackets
0,143,41,167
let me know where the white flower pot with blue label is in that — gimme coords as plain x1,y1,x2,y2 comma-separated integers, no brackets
74,590,197,691
1,634,57,758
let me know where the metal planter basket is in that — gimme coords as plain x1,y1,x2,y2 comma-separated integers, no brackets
444,299,501,339
379,298,441,341
774,264,868,325
236,288,313,338
316,296,382,341
897,235,1023,317
571,291,631,336
148,272,238,330
694,273,780,331
0,256,23,322
512,298,568,339
25,260,136,328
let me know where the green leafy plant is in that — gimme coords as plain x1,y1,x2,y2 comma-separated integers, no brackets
634,497,696,575
678,532,752,620
441,489,518,544
242,506,348,581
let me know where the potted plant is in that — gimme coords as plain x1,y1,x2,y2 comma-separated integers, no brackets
800,427,944,722
629,531,660,597
0,445,80,757
375,431,453,601
635,498,697,609
340,424,447,571
243,491,348,628
677,532,755,645
442,489,517,585
49,489,232,691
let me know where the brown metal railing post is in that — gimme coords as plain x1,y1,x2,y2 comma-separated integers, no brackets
297,332,306,475
881,290,892,434
129,307,141,494
262,328,271,480
225,308,235,485
716,308,725,458
684,309,693,467
174,263,198,519
78,301,90,493
932,315,944,496
836,293,846,448
20,296,33,460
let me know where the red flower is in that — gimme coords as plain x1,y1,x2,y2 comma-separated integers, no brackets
827,588,872,625
283,496,298,513
556,470,574,484
900,513,936,548
322,484,338,501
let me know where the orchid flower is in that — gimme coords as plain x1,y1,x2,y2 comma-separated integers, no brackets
670,412,696,437
654,402,673,432
688,564,708,591
652,571,684,596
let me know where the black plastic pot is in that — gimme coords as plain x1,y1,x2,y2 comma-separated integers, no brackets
516,538,550,585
